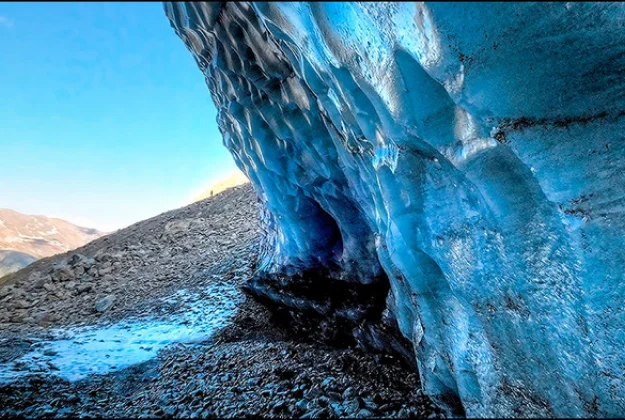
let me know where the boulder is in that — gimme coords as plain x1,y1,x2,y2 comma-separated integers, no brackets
95,295,116,313
76,283,93,294
52,265,75,282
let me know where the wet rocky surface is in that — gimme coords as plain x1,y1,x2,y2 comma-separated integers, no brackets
0,185,442,418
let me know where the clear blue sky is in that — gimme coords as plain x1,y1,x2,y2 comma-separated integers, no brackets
0,2,239,231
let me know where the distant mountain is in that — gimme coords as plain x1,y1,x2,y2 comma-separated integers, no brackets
193,170,249,203
0,251,37,278
0,209,105,276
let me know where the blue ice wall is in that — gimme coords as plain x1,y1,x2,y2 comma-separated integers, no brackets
165,2,625,416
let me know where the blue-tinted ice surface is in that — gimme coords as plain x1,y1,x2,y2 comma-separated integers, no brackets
0,283,241,383
165,2,625,417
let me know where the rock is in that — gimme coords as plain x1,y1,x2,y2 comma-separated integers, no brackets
356,408,374,418
361,397,377,411
330,402,343,417
247,377,261,387
53,265,75,282
220,373,233,383
321,377,336,390
292,385,305,399
394,407,407,417
68,254,83,266
43,349,58,357
314,407,332,418
343,387,357,400
27,273,48,291
295,399,309,413
65,394,79,404
95,295,116,313
10,313,25,323
33,311,51,325
15,300,33,309
76,283,93,294
325,390,342,402
29,277,47,291
303,387,321,400
98,265,114,276
163,406,176,417
271,400,286,413
101,274,114,284
378,403,393,412
344,399,360,415
68,254,96,270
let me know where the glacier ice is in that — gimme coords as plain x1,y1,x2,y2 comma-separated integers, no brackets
165,2,625,417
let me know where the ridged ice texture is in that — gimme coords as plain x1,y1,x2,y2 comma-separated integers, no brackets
165,2,625,417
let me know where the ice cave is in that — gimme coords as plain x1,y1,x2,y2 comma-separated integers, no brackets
165,2,625,417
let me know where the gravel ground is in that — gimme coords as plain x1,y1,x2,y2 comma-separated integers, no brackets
0,184,262,331
0,297,441,418
0,184,442,418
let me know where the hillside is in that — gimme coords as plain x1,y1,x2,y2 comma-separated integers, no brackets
192,170,249,202
0,209,104,276
0,251,37,278
0,184,261,327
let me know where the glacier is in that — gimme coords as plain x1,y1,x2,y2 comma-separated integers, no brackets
165,2,625,417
